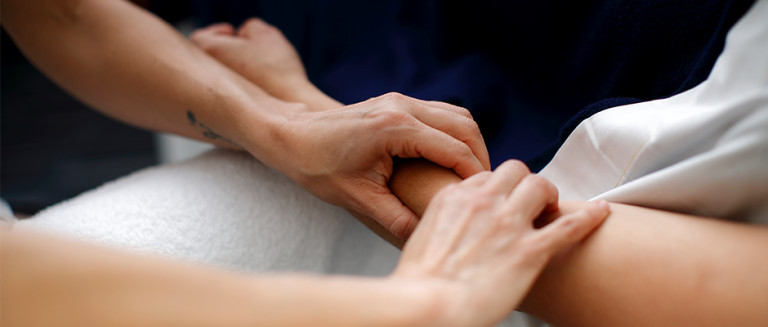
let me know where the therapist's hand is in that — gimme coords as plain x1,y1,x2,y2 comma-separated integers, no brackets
251,92,490,240
392,160,610,326
191,19,491,240
190,19,310,106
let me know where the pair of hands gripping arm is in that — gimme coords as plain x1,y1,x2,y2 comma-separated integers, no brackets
1,0,488,242
1,1,611,326
191,20,768,326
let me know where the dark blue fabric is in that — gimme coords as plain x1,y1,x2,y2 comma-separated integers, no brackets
185,0,755,170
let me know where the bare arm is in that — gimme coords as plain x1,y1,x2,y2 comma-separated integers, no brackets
0,226,432,327
1,0,285,150
2,0,490,241
2,163,607,327
389,161,768,326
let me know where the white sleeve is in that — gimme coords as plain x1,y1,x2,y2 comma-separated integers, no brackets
540,0,768,224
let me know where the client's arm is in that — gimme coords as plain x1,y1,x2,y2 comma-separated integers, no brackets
389,161,768,327
2,164,607,327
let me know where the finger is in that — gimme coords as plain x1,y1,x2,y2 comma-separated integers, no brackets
408,101,491,171
460,170,494,187
362,192,421,240
424,100,473,118
190,23,235,42
503,174,559,223
529,201,610,255
238,17,279,39
189,31,242,57
370,93,491,171
482,159,530,194
386,121,486,179
204,22,236,35
421,100,491,170
190,26,237,48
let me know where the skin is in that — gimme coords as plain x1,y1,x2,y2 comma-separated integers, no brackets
0,2,609,325
1,163,609,327
1,0,491,241
192,19,768,326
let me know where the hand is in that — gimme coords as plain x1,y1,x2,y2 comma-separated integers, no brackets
190,18,316,106
254,92,492,240
392,160,609,326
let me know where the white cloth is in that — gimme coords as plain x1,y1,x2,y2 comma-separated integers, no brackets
17,150,400,276
539,0,768,224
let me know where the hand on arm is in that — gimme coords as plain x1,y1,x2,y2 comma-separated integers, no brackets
2,1,489,242
393,160,609,326
190,18,491,240
1,160,607,327
388,161,768,326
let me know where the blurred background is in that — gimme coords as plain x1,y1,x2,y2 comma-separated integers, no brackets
2,0,744,215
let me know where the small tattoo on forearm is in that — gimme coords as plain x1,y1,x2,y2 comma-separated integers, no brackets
187,111,197,125
186,110,236,145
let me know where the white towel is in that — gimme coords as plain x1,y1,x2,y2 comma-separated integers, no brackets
16,149,400,276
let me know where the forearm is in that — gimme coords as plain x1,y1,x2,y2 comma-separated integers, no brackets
389,162,768,325
1,227,436,327
522,202,768,326
389,159,462,217
1,0,292,151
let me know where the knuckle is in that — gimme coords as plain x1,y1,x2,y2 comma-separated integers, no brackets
499,159,530,175
518,235,548,260
243,18,263,28
468,194,495,210
370,108,412,128
457,106,473,119
458,117,481,135
380,92,406,102
525,175,558,197
453,141,475,158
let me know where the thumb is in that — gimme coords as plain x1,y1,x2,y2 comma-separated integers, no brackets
363,192,420,241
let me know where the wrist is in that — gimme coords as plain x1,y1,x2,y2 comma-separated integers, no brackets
382,278,452,327
228,98,308,167
387,274,470,327
278,77,341,111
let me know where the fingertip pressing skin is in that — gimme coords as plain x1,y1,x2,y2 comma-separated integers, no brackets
482,159,530,194
533,200,611,254
506,174,560,220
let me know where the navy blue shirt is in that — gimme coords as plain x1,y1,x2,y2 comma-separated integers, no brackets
187,0,755,170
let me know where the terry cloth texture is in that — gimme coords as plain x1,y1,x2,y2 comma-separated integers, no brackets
17,150,400,276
